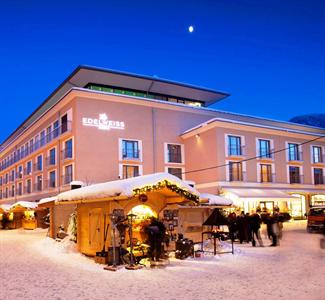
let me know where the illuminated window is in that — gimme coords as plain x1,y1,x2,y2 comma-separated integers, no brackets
260,164,272,183
122,165,139,179
289,166,300,184
229,162,243,181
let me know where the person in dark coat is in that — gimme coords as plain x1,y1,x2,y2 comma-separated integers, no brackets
250,211,263,247
237,211,249,243
270,213,280,246
146,217,166,261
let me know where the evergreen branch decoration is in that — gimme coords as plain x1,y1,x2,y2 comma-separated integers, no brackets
133,180,199,203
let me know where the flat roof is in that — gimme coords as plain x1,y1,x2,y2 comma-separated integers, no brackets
0,65,229,149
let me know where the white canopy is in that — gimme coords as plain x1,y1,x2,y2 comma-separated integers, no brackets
223,188,298,200
57,172,200,203
200,193,233,206
0,204,12,212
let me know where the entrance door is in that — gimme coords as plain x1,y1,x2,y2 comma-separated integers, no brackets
259,201,274,212
89,208,102,252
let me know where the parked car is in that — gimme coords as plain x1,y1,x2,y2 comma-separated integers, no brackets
307,206,325,233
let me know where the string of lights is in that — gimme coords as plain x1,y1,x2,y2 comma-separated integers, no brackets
181,133,325,176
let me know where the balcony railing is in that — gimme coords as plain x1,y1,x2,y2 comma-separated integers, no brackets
229,171,246,182
167,153,182,163
314,176,325,185
61,148,73,160
62,174,73,185
46,156,56,167
34,183,43,192
0,121,72,172
288,151,303,162
260,173,276,183
228,146,246,156
289,174,304,184
122,150,140,160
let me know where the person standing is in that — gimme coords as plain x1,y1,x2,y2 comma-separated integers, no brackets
146,217,166,261
250,211,264,247
270,212,280,246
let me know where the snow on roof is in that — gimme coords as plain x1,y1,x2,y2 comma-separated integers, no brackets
39,196,58,205
57,172,200,203
10,201,38,210
0,204,12,212
200,193,233,206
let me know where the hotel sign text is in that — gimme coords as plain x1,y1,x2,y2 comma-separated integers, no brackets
82,113,125,131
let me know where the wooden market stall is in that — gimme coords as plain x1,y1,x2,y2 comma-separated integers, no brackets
39,173,200,257
9,201,38,229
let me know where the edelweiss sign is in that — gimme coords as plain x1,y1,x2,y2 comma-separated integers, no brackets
82,113,125,131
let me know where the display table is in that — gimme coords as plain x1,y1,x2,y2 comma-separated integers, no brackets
22,218,37,230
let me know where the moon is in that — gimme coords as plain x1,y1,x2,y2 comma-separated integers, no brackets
188,25,194,33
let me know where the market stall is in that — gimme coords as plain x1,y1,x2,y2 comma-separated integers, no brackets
9,201,38,230
39,173,200,257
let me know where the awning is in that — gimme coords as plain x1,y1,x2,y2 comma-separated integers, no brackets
223,188,299,201
200,193,233,206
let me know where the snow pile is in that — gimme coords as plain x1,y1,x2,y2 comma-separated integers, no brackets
200,193,233,205
57,172,199,202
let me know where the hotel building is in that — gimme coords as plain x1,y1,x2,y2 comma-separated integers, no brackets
0,65,324,218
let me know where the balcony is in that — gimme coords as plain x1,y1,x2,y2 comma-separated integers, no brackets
288,151,303,162
61,148,73,160
122,150,140,160
260,173,276,183
314,176,325,185
46,156,56,167
228,146,246,157
0,121,72,172
34,183,43,192
62,174,73,185
34,163,43,172
289,174,304,184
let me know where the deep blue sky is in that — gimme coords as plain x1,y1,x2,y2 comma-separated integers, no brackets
0,0,324,143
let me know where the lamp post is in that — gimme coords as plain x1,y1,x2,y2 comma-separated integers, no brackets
125,213,142,270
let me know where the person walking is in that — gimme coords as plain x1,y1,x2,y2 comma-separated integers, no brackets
270,213,280,246
250,211,264,247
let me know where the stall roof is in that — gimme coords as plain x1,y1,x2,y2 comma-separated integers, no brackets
57,172,200,203
10,201,38,211
200,193,233,206
0,204,12,212
39,196,58,205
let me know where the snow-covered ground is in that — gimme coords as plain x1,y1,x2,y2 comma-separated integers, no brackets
0,221,324,300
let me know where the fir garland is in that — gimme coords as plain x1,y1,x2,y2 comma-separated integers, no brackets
133,180,199,203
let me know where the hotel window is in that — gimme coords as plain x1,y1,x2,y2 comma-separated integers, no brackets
289,166,301,184
46,125,52,143
17,165,23,179
10,169,15,182
36,175,42,191
35,134,40,150
64,165,73,184
25,142,29,156
64,139,73,159
40,130,45,147
53,120,59,138
0,189,2,199
314,168,324,185
26,161,32,175
228,136,242,156
5,187,8,198
5,173,8,184
258,139,272,158
229,162,243,181
312,146,323,163
167,144,182,163
122,165,139,179
61,114,68,134
29,139,34,153
26,179,32,193
167,167,183,179
36,155,43,171
49,171,56,188
0,177,2,186
260,164,272,183
18,182,23,195
49,148,56,165
288,143,301,161
11,185,15,197
122,140,139,159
